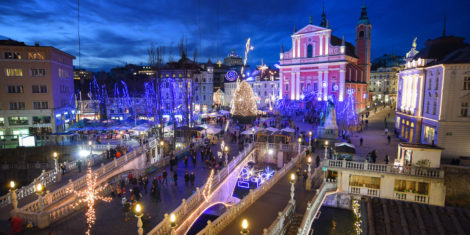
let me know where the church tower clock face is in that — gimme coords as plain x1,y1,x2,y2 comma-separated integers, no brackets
225,70,239,82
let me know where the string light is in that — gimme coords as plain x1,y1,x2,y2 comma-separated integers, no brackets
352,199,363,234
230,80,258,117
68,164,111,235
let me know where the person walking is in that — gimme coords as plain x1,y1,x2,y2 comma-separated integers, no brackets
385,155,390,165
77,160,82,173
184,171,190,185
303,170,308,183
387,135,391,144
173,171,178,186
60,163,66,175
316,155,320,168
184,156,188,168
360,137,363,146
143,176,148,193
190,172,195,186
192,154,197,167
162,170,168,185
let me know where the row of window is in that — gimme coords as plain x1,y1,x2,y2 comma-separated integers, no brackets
4,68,47,77
425,101,468,117
4,52,45,60
7,85,47,93
8,101,49,110
0,116,51,126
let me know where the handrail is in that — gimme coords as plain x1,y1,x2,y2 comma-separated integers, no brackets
264,200,296,235
196,149,307,235
296,181,338,235
325,159,444,178
148,143,256,235
16,139,156,217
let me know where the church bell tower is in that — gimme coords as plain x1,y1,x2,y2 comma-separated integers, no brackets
355,5,371,85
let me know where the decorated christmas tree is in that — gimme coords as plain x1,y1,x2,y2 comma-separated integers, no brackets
231,80,258,123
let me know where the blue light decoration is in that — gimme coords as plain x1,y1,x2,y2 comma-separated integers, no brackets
236,166,275,189
334,88,358,128
225,70,238,82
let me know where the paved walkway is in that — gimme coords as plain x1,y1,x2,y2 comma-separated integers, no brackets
13,128,243,235
218,156,320,235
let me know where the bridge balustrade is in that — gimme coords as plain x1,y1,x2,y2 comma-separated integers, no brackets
196,149,307,235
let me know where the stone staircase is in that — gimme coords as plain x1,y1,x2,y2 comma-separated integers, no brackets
286,214,304,235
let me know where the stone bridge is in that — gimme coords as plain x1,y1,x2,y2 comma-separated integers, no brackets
148,143,256,235
12,139,165,228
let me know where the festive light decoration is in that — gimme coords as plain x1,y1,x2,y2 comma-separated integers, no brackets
230,80,258,118
225,70,239,82
239,38,253,81
352,199,363,234
237,166,275,188
68,164,111,235
202,170,215,201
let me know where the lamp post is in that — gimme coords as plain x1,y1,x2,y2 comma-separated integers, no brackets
251,127,255,143
324,140,329,160
308,131,312,151
170,213,176,235
134,203,144,235
159,141,164,162
306,157,312,190
290,173,296,205
10,181,18,213
297,137,302,154
35,183,45,211
241,219,249,235
52,152,59,174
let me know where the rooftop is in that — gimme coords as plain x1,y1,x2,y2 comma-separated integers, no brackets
399,142,444,150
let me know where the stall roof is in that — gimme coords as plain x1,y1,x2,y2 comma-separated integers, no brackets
334,142,356,154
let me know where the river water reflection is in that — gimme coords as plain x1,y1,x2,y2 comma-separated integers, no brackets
311,206,355,235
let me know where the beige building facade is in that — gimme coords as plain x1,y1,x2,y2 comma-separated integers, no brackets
0,40,75,146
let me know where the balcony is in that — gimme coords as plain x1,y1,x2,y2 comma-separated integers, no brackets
325,159,444,179
349,186,380,197
394,191,429,204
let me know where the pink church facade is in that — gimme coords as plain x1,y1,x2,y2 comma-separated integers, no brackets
279,6,371,112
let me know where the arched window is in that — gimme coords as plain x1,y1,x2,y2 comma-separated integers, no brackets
307,44,313,58
359,31,365,39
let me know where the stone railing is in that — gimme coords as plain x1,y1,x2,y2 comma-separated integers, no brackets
393,191,429,204
325,159,444,178
148,143,255,235
255,142,308,152
263,200,296,235
15,139,157,228
297,181,338,235
0,168,58,208
196,149,306,235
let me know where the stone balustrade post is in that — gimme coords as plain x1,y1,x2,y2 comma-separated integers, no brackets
101,163,105,175
386,163,391,173
114,157,117,167
45,190,52,206
182,198,187,214
196,187,200,201
342,158,346,168
364,160,368,170
37,211,50,229
263,228,268,235
125,154,128,162
207,220,213,235
164,213,169,230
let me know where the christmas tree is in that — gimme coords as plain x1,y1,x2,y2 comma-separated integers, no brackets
231,80,258,123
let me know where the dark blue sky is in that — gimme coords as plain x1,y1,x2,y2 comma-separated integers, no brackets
1,0,469,71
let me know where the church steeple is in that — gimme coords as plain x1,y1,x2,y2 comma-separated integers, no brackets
358,4,371,25
309,15,313,25
320,4,327,27
294,25,297,33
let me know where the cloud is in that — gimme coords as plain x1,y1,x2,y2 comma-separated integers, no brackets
0,0,469,71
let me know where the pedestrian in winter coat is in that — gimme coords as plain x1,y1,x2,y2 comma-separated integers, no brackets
162,170,168,184
190,172,195,185
184,171,190,184
173,172,178,185
316,155,320,168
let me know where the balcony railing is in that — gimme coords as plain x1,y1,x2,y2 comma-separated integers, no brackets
325,159,444,179
394,192,429,204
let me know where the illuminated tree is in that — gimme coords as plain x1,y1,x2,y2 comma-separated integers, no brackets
231,80,258,123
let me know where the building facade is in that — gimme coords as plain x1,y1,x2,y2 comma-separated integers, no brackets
396,35,470,159
0,39,75,146
370,66,402,105
279,6,371,111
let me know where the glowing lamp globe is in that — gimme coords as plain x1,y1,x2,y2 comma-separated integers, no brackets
242,219,248,229
308,157,312,163
79,149,89,158
170,213,176,223
10,181,15,189
290,173,296,182
36,183,43,192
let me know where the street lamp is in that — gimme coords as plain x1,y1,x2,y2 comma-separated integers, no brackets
307,156,312,174
10,181,18,212
290,173,296,205
170,213,176,235
241,219,249,235
308,131,313,150
134,203,143,235
324,140,329,159
35,183,45,211
297,137,302,154
251,128,255,143
52,152,59,174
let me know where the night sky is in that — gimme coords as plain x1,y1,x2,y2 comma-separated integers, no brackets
1,0,469,71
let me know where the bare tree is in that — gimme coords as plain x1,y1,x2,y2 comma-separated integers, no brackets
147,42,166,139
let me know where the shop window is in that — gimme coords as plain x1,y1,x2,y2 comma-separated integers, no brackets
461,102,469,117
349,175,381,189
394,180,429,195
